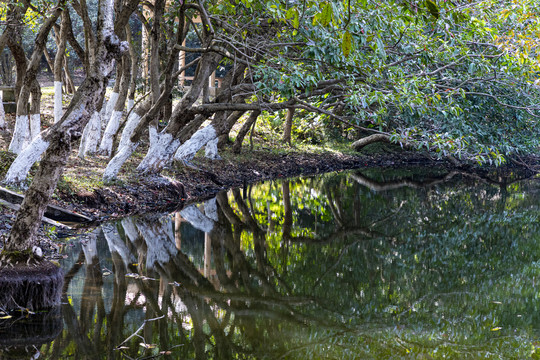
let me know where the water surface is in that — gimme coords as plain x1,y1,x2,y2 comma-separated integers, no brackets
3,167,540,359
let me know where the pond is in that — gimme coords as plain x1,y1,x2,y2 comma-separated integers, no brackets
3,167,540,359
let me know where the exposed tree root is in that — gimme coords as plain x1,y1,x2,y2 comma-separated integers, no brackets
0,260,64,312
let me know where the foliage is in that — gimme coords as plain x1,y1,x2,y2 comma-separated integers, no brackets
244,0,540,163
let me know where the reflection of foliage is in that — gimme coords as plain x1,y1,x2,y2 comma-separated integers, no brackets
40,170,540,359
226,169,540,358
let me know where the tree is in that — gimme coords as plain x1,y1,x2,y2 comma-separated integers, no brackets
53,6,69,123
0,0,134,312
2,0,538,185
2,0,540,199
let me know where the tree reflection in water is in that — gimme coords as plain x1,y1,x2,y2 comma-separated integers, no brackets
25,169,540,358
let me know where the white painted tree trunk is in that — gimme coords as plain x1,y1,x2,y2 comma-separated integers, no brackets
205,137,221,160
179,205,215,233
0,92,5,129
118,111,141,148
4,135,49,183
103,91,119,128
174,125,217,162
103,141,138,180
78,111,102,158
102,111,142,180
78,116,91,158
54,81,63,123
8,115,31,154
99,110,122,156
127,98,134,113
30,113,40,140
149,124,158,148
136,132,181,173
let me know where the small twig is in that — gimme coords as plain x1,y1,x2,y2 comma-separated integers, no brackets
115,315,165,350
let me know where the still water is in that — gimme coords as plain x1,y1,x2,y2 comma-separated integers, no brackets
3,167,540,359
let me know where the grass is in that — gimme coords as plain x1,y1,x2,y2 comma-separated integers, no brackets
229,110,359,157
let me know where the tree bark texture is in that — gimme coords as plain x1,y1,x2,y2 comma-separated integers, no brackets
54,8,69,123
282,108,294,145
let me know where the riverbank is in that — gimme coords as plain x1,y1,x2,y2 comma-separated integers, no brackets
0,143,439,237
0,142,538,258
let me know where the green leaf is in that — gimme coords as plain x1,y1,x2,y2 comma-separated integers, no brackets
286,8,299,29
425,0,439,19
341,31,352,57
375,37,386,58
318,2,333,27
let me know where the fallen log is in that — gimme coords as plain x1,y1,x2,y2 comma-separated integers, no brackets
0,199,71,229
351,134,391,151
0,186,92,223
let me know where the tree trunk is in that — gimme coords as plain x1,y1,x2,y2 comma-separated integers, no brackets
54,9,69,123
282,107,294,146
72,0,95,72
351,133,391,151
102,98,151,180
5,5,27,107
59,5,88,77
9,2,64,154
104,7,190,179
6,8,29,154
29,79,42,140
135,49,222,173
0,91,4,129
101,64,122,129
175,124,218,162
4,0,129,251
149,0,164,105
145,0,165,151
78,95,105,158
7,131,72,251
126,24,138,113
175,108,246,162
217,110,245,149
99,52,131,156
232,110,260,153
64,54,77,93
43,48,54,73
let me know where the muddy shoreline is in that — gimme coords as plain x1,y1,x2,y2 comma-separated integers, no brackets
52,149,450,221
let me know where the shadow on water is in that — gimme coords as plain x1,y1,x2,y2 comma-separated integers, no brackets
0,306,62,359
6,167,540,358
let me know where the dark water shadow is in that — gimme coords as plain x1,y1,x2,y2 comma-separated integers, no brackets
0,306,63,359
